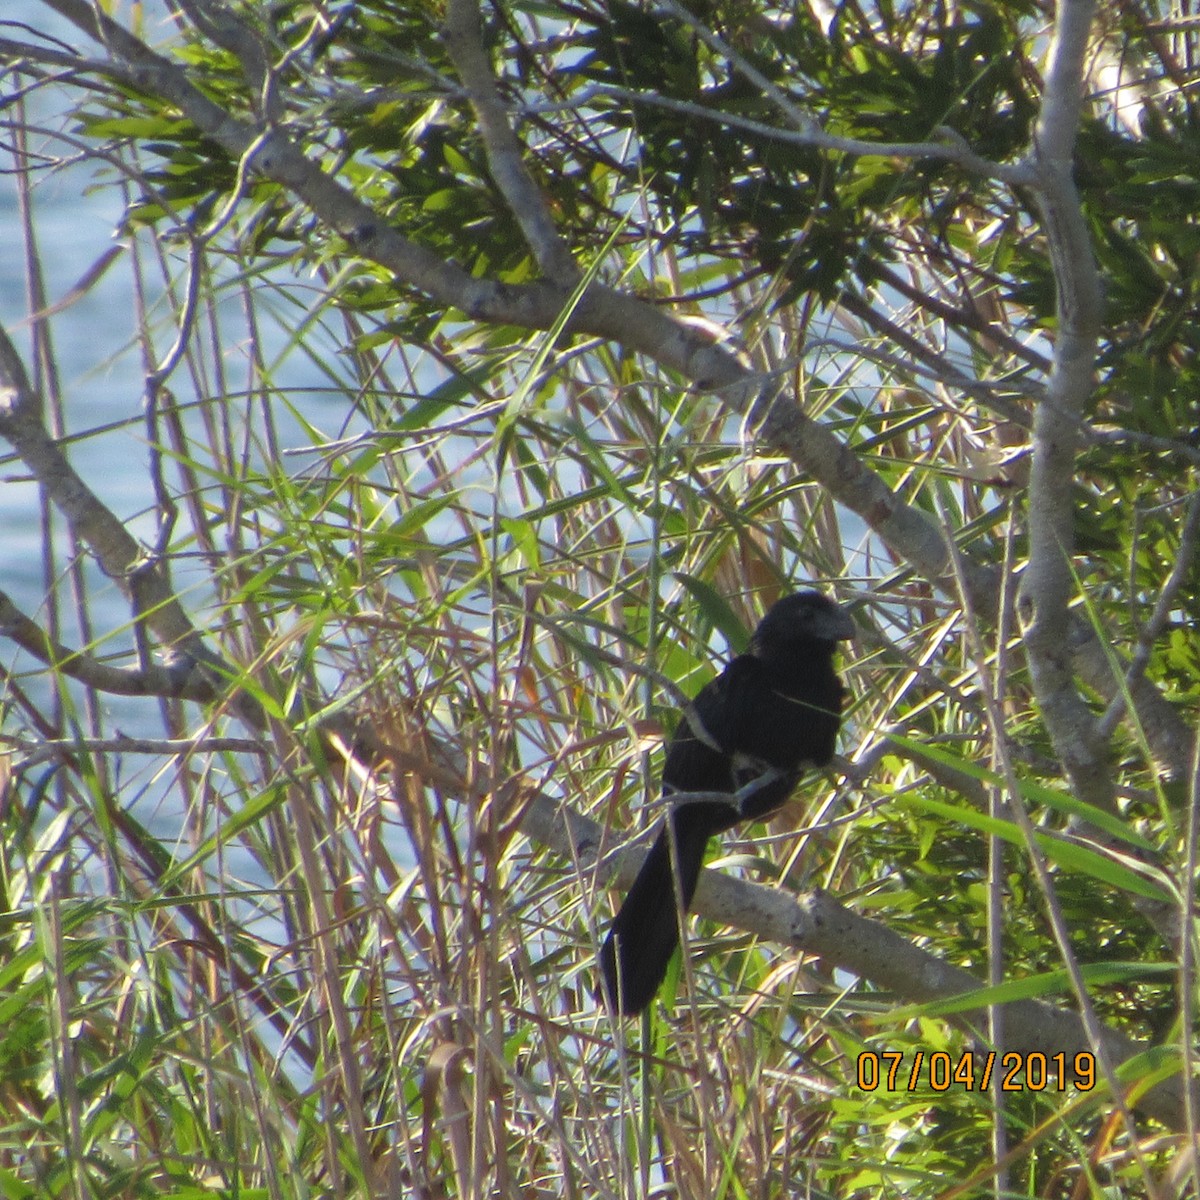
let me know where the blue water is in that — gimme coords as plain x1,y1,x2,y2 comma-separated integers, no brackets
0,5,357,890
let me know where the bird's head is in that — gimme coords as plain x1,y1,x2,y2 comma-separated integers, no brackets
751,591,854,653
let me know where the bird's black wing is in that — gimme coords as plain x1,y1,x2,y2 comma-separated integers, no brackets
676,654,817,824
666,656,782,783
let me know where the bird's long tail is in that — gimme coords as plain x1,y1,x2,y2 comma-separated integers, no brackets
599,803,727,1015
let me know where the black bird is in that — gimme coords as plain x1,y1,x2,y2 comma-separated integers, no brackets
599,591,853,1016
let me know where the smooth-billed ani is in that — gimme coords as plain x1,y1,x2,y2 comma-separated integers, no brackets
599,590,853,1016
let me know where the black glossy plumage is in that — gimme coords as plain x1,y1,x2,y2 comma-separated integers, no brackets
599,591,853,1016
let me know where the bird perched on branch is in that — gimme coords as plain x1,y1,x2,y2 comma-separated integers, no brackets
599,590,853,1016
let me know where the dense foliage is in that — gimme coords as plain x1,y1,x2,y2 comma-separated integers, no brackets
1,1,1199,1197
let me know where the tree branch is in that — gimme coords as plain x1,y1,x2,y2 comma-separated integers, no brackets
0,322,260,720
0,590,214,700
1018,0,1114,813
442,0,580,283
